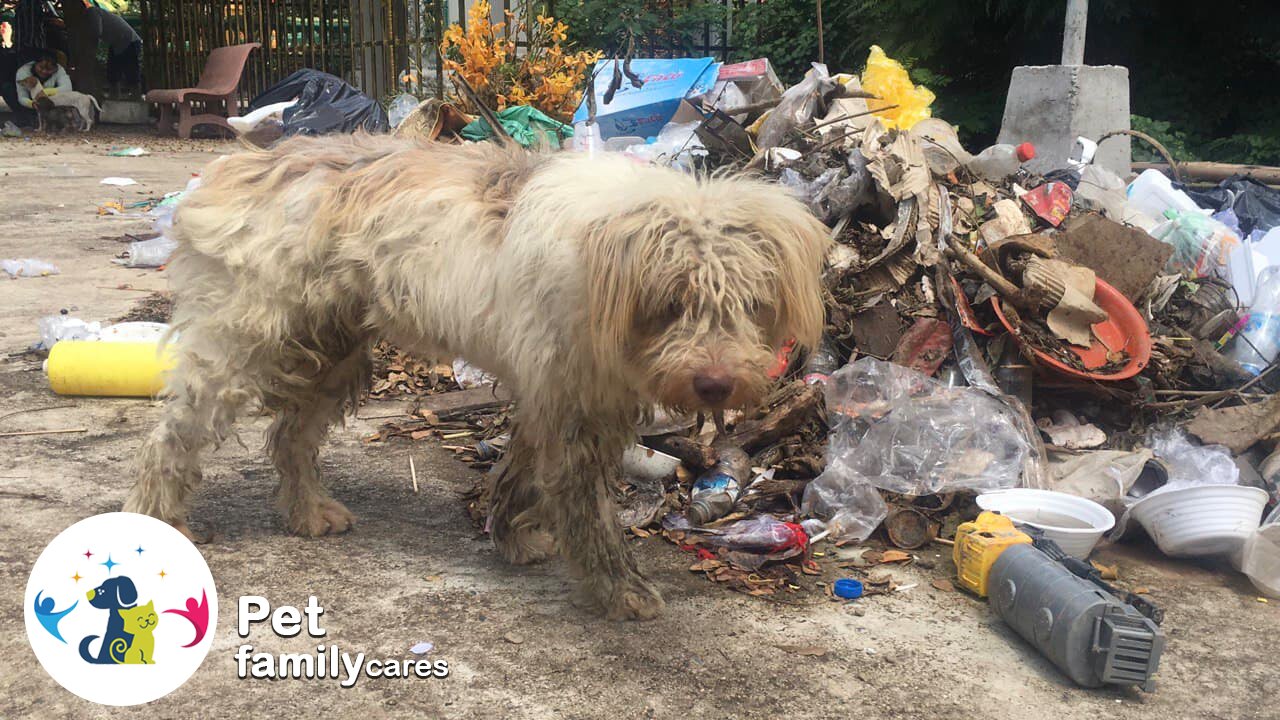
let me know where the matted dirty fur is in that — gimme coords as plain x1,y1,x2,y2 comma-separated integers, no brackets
125,133,830,619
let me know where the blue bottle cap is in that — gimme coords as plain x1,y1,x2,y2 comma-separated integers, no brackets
834,578,863,599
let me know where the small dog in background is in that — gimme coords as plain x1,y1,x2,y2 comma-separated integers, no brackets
125,135,830,619
36,102,84,134
51,90,103,131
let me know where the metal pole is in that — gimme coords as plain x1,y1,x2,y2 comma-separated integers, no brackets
1061,0,1087,65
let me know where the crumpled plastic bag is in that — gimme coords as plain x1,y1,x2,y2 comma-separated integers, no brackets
1150,428,1239,490
861,45,934,130
800,471,886,543
1150,209,1239,277
820,357,1028,497
461,105,574,148
778,151,874,225
755,62,838,151
2,258,59,278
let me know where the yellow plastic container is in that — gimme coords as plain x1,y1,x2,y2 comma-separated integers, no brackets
953,511,1032,597
46,341,175,397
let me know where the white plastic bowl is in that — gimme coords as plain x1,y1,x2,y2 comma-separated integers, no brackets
976,488,1115,559
1130,484,1268,558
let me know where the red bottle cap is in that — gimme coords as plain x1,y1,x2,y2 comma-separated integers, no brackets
1016,142,1036,162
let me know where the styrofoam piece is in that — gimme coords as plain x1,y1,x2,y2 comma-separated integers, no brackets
1130,484,1268,558
977,488,1114,559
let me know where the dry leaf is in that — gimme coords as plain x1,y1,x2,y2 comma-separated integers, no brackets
410,429,435,441
1090,561,1119,581
879,549,912,564
503,633,524,645
930,578,955,592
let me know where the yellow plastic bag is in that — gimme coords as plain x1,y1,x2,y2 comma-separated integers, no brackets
861,45,935,130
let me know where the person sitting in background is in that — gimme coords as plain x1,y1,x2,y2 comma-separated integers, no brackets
86,2,141,97
16,49,71,110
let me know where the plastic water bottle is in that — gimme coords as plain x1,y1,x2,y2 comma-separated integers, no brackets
1229,266,1280,374
966,142,1036,182
686,447,751,526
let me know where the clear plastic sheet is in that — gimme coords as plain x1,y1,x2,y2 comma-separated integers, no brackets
820,357,1029,497
755,62,836,151
1150,428,1240,489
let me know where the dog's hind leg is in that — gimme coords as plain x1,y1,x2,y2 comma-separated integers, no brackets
125,333,254,539
541,422,664,620
490,424,554,564
267,347,370,536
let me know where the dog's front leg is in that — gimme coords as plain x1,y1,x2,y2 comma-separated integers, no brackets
541,422,664,620
490,423,554,564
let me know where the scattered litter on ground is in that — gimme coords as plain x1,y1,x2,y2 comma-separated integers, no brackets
100,176,138,186
3,259,59,278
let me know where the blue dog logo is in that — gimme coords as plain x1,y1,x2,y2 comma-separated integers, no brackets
24,512,219,705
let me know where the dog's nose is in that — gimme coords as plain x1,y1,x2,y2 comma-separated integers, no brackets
692,370,735,406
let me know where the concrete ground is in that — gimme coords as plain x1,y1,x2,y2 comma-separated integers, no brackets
0,130,1274,719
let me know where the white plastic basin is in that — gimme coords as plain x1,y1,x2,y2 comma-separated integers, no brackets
1130,485,1268,558
976,488,1115,559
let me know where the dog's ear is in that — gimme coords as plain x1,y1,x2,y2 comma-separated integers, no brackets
582,211,653,372
115,577,138,607
740,184,832,353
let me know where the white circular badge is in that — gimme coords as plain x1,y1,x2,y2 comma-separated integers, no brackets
24,512,218,706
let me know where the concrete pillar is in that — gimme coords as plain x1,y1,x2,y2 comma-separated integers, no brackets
997,64,1131,177
1062,0,1088,65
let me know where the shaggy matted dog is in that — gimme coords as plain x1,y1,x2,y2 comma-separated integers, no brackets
125,134,830,619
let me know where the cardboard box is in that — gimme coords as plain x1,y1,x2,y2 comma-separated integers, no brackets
574,57,719,140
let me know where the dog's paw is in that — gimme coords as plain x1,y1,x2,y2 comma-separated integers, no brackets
288,498,356,537
606,578,665,621
574,574,665,621
492,525,555,565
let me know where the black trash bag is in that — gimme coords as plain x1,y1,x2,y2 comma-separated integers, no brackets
1178,175,1280,237
249,69,388,136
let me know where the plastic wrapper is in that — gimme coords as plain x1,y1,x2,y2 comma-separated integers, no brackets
665,514,808,571
820,357,1029,497
1150,210,1239,277
126,235,178,268
452,358,495,389
861,45,935,130
777,151,872,224
2,258,59,277
1150,428,1239,490
387,93,418,128
800,471,886,543
755,62,836,151
622,121,707,171
37,316,101,350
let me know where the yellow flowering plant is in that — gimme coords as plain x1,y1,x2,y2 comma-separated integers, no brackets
440,1,602,122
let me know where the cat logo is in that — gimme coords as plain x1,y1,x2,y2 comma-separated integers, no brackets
24,512,218,706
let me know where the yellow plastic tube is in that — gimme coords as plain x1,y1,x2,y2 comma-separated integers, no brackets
46,341,175,397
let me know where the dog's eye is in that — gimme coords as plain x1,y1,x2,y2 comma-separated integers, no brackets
663,299,683,322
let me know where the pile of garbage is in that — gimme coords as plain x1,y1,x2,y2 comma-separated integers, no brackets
359,46,1280,608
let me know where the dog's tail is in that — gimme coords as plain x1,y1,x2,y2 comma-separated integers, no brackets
79,634,109,664
90,95,103,112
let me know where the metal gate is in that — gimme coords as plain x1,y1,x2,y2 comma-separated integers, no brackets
138,0,447,104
